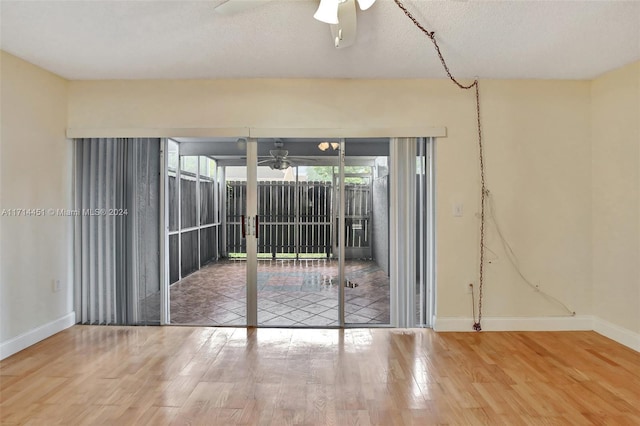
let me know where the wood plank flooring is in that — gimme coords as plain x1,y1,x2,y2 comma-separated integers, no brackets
1,326,639,425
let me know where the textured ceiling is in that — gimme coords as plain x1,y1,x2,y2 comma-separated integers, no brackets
1,0,639,80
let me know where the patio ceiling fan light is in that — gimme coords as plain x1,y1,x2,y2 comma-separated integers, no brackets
271,159,291,170
318,141,340,151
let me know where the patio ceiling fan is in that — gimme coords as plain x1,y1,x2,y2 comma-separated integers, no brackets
259,140,316,170
214,0,377,48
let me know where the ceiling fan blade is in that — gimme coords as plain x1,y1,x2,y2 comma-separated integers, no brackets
214,0,274,15
331,0,357,49
287,157,317,163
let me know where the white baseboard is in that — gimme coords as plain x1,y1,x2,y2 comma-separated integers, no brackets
593,317,640,352
1,313,636,360
433,315,593,332
433,315,639,352
0,312,76,360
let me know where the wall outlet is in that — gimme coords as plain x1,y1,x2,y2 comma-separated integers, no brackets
52,279,61,293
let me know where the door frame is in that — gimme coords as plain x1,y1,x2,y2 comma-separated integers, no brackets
156,128,444,328
246,139,258,326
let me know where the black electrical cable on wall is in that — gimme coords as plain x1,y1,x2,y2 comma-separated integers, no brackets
393,0,487,331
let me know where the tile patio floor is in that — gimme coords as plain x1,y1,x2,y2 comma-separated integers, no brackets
170,258,390,327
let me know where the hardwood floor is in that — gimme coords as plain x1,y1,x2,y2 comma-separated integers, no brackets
1,327,639,425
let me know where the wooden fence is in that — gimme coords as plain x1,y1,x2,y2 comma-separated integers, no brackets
169,177,373,284
226,181,371,257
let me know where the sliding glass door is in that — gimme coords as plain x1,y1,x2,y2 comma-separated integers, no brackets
164,136,433,328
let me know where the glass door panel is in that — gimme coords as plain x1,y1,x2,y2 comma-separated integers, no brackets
343,139,391,325
168,140,247,326
257,139,340,326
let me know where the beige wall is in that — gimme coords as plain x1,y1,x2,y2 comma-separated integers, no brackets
68,77,593,320
8,50,636,340
2,48,637,351
0,52,73,344
591,61,640,333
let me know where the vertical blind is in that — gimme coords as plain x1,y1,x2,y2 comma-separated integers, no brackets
74,138,161,325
